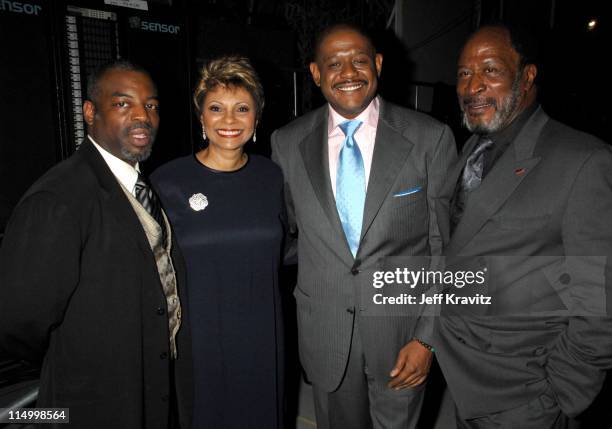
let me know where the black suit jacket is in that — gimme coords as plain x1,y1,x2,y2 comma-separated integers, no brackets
0,140,193,428
435,107,612,419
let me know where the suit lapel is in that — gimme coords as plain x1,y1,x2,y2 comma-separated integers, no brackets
446,150,541,256
360,107,415,243
78,140,156,257
298,108,352,259
446,107,549,256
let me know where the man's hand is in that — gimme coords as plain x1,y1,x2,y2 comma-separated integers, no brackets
388,339,432,390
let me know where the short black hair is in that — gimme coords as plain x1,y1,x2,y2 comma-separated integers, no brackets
477,22,540,70
313,22,377,62
86,60,153,104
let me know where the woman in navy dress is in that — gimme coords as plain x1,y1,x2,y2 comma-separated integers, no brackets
152,56,284,429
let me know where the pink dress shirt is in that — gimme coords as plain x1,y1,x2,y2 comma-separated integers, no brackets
328,97,380,197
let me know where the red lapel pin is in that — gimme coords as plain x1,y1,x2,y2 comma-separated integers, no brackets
515,167,526,176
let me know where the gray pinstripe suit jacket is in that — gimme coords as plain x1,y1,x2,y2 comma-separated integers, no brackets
272,98,457,391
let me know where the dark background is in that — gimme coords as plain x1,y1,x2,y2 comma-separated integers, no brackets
0,0,610,235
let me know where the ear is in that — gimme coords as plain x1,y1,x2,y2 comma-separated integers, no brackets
309,62,321,87
83,100,95,126
375,53,383,77
522,64,537,92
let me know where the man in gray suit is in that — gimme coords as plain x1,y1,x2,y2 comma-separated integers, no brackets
435,24,612,428
272,24,457,429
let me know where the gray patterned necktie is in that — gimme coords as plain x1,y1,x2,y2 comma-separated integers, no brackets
134,174,167,242
450,136,494,233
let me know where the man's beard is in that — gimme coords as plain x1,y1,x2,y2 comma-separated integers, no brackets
121,143,153,163
120,121,156,163
460,73,522,135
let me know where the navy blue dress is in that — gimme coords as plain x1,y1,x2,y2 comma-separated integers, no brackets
152,154,285,429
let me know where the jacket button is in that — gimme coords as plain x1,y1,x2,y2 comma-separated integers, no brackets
534,346,547,356
351,267,360,275
477,257,487,270
160,352,168,360
559,273,571,285
346,307,355,314
156,307,165,315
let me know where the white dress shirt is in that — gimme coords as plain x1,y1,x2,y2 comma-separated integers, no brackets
88,135,140,197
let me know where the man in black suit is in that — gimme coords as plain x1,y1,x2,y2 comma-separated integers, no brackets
434,24,612,428
0,61,192,429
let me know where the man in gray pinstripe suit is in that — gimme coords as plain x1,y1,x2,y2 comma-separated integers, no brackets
272,24,457,428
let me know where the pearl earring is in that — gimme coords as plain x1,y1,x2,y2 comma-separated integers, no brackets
253,130,257,143
202,128,207,140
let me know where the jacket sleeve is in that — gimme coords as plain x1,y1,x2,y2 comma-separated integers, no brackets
415,124,457,344
0,191,81,363
271,130,298,266
426,124,458,256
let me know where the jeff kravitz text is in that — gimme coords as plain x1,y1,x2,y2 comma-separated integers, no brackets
371,267,492,306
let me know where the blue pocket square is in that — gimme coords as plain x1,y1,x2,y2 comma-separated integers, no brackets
393,186,422,197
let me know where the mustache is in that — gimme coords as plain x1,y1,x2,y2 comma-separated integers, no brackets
333,79,368,88
125,121,153,133
461,97,497,109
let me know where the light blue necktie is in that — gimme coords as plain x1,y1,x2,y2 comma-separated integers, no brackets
336,120,365,257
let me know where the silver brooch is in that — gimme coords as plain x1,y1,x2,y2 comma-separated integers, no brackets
189,193,208,211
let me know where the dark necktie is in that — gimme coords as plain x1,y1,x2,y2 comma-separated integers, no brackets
336,120,365,257
135,174,167,242
450,136,494,233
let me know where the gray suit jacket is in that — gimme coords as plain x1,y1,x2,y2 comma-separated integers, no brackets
435,107,612,419
272,99,457,391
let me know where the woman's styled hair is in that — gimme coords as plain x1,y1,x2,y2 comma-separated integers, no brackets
193,55,264,121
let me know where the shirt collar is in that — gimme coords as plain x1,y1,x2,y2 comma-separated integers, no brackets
485,102,539,145
88,135,140,194
328,96,380,136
